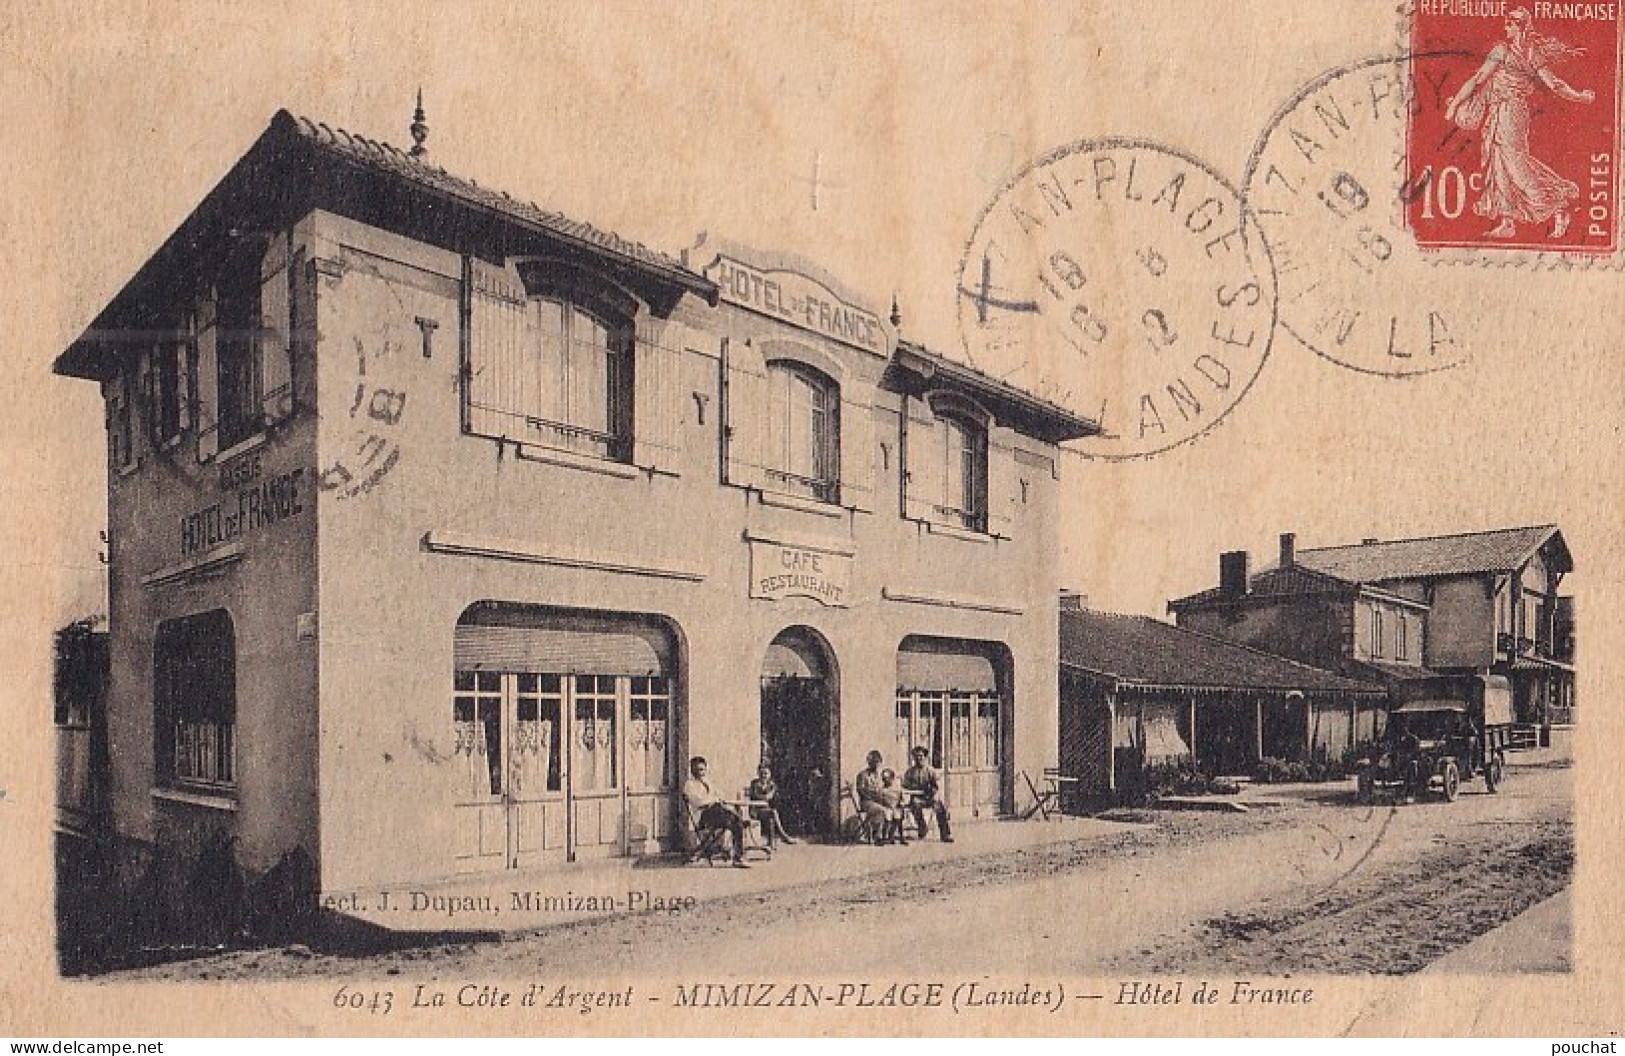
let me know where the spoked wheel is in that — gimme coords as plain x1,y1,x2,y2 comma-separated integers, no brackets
1484,752,1504,794
1441,760,1460,802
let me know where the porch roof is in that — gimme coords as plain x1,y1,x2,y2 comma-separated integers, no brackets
1060,609,1384,696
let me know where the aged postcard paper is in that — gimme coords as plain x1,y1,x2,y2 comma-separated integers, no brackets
2,0,1621,1039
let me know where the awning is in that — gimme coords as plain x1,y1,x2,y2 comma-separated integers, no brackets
1508,656,1575,673
896,648,998,693
454,604,672,676
1142,700,1191,761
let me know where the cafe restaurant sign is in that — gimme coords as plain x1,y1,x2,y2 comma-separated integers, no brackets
749,540,853,608
703,253,885,355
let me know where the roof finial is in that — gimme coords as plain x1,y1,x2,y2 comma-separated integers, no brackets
889,293,902,329
409,88,429,158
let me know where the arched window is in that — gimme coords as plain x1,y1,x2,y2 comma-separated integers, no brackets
530,297,633,461
766,361,840,503
938,410,989,532
907,396,989,532
466,262,637,464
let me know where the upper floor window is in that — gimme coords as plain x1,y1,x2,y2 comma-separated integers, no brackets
1370,607,1385,659
108,370,135,471
467,264,636,464
216,246,264,450
936,412,989,532
905,396,991,533
147,336,192,447
765,361,840,503
1397,613,1409,661
195,236,293,462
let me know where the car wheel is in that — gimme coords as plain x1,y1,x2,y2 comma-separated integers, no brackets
1485,752,1504,794
1441,760,1460,802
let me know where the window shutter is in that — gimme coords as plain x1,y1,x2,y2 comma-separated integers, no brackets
987,425,1019,538
259,236,293,424
195,303,220,462
723,337,768,488
903,396,942,521
466,258,529,439
176,331,193,432
633,317,683,473
839,391,874,511
137,345,155,445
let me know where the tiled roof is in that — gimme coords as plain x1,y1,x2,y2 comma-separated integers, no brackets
1059,609,1381,694
892,339,1100,442
1347,659,1447,683
278,111,698,281
1295,525,1565,581
1167,564,1351,610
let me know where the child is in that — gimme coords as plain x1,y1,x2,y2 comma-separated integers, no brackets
877,768,910,845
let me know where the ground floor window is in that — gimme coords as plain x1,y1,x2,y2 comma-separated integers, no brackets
895,690,999,774
153,610,236,790
451,603,676,869
895,637,1006,816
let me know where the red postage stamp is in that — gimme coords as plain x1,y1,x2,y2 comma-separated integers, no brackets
1408,2,1623,253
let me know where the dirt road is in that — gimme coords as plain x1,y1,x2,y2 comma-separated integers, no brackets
114,757,1570,980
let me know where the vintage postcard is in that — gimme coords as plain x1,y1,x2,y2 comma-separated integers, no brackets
2,0,1620,1040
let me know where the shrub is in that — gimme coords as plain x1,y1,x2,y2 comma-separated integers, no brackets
1253,757,1312,784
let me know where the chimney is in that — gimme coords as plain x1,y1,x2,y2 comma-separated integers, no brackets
1279,532,1296,568
1219,550,1249,599
1362,537,1379,545
1058,589,1087,612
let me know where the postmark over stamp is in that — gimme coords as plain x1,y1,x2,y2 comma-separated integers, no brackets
1408,2,1622,253
958,138,1276,460
1245,55,1470,377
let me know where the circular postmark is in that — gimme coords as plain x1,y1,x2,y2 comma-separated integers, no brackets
957,137,1277,461
1243,53,1470,377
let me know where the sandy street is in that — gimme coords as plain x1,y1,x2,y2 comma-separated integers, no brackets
109,756,1571,981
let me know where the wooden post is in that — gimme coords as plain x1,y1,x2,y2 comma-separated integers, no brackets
1255,697,1264,761
1106,689,1117,794
1189,691,1198,766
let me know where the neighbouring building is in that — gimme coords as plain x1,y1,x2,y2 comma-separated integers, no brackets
1058,603,1386,798
54,615,110,839
52,109,1095,892
1168,527,1576,732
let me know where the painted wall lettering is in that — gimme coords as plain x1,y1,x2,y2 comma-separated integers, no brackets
703,254,885,354
180,468,307,557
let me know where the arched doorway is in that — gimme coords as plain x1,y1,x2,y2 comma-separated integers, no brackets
759,627,838,837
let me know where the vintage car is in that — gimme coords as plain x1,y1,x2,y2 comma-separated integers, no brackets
1355,700,1507,804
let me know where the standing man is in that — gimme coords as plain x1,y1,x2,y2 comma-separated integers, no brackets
902,746,954,843
684,756,751,868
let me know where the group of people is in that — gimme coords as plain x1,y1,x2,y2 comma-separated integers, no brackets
681,745,954,866
854,747,953,847
682,757,797,869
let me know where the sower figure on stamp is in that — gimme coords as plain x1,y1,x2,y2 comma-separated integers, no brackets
684,756,751,868
903,745,954,843
1446,7,1596,240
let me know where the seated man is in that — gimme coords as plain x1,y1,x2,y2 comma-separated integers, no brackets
683,756,750,868
854,750,898,844
902,745,954,842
